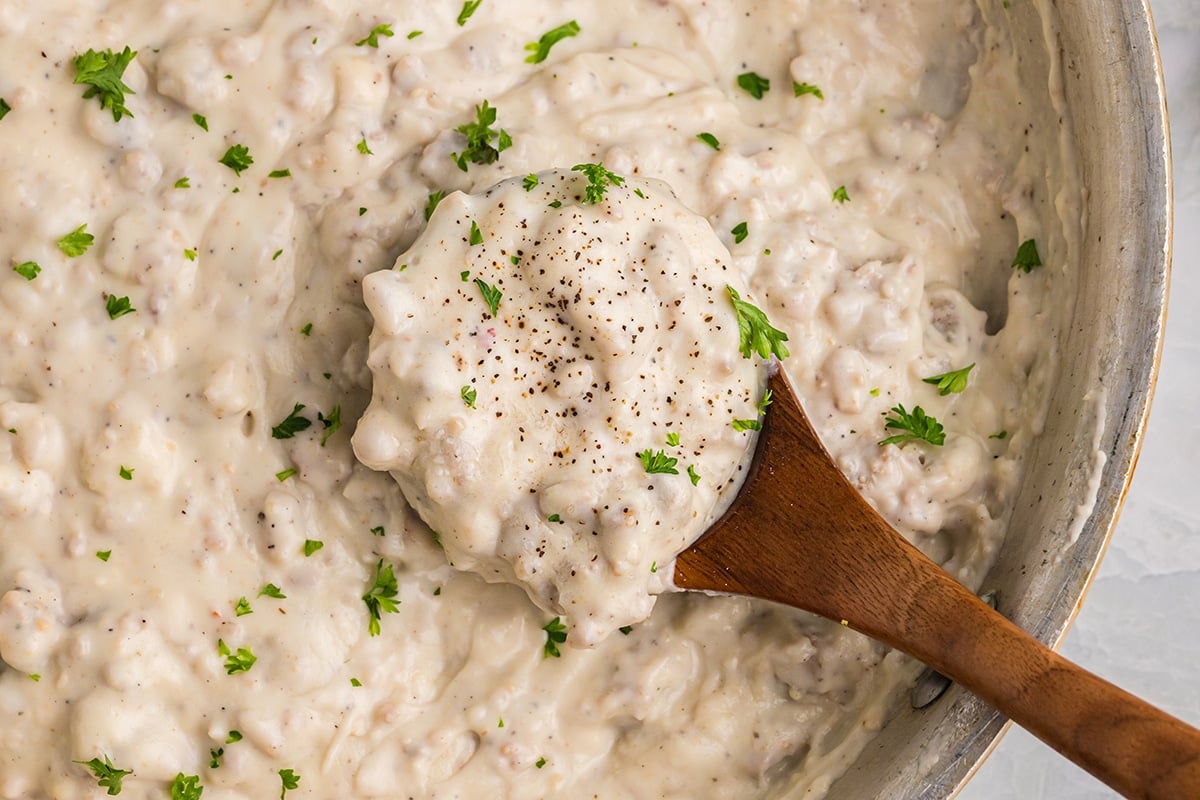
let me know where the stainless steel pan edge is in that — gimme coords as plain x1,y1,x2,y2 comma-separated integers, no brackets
818,2,1172,797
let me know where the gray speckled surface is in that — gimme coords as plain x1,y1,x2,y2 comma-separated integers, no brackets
960,5,1200,797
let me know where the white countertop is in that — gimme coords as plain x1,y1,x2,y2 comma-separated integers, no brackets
961,5,1200,798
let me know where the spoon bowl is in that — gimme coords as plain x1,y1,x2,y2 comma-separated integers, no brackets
674,369,1200,800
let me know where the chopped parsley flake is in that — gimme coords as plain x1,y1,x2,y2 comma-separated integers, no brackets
665,432,681,447
170,773,203,800
542,617,567,658
219,144,253,175
105,295,136,320
118,465,133,480
832,185,850,203
318,404,342,446
732,418,762,432
469,220,484,246
548,200,562,208
1012,239,1042,272
73,47,138,122
461,385,477,407
548,513,563,523
731,221,749,244
571,162,625,204
424,190,447,220
456,0,483,26
758,389,774,414
74,755,132,796
736,71,770,99
363,559,401,636
451,100,511,171
474,278,502,316
192,113,208,131
522,173,539,191
300,322,312,336
793,81,824,99
275,467,297,482
356,23,395,47
226,731,243,743
922,363,975,396
634,187,646,199
536,757,547,769
234,597,253,616
697,132,720,150
271,403,311,439
727,286,790,360
357,136,373,155
268,168,291,178
279,768,300,800
13,261,40,281
460,270,471,281
407,30,423,39
303,539,324,557
618,626,633,635
174,177,191,188
524,20,580,64
259,583,287,599
359,207,367,216
0,99,9,120
96,550,112,562
350,677,362,686
217,639,257,674
183,248,197,261
687,464,701,485
880,404,945,447
57,224,94,257
989,430,1009,440
637,448,679,475
272,249,284,261
370,526,386,537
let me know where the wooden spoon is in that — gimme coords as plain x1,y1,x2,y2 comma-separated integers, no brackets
674,369,1200,799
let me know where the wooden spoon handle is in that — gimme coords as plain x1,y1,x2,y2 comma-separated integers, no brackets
896,571,1200,799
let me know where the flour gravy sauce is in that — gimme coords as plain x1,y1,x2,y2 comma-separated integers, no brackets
0,1,1076,798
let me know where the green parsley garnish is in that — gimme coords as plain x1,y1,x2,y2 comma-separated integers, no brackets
474,278,502,316
303,539,324,557
363,559,401,636
74,755,132,796
457,0,483,26
542,617,567,658
758,389,774,414
192,113,208,131
299,322,312,336
832,185,850,203
536,757,547,768
234,597,252,616
275,467,297,482
105,295,136,319
118,465,133,480
923,363,975,396
0,98,10,121
58,224,94,257
351,677,362,686
407,30,423,39
665,432,680,447
880,404,945,447
272,249,283,261
13,261,40,280
258,583,287,599
451,101,511,171
793,81,824,99
359,207,367,216
618,626,633,635
637,448,679,475
731,221,748,244
460,270,471,281
183,248,197,261
357,136,373,155
174,177,190,188
73,47,138,122
461,385,477,407
356,23,395,47
271,403,311,439
268,168,291,178
469,220,484,246
96,550,112,562
732,418,762,432
424,190,447,221
318,404,342,446
170,773,203,800
524,20,580,64
548,513,563,523
697,132,720,150
687,464,701,485
548,200,562,208
219,145,253,175
279,768,300,800
226,731,243,743
1012,239,1042,272
370,526,386,537
217,639,256,674
736,71,770,99
571,162,625,204
989,430,1008,440
522,173,539,191
726,286,790,360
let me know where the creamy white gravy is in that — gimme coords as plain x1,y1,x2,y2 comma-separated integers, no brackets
0,1,1076,798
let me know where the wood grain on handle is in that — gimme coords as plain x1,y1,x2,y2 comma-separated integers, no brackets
675,371,1200,799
